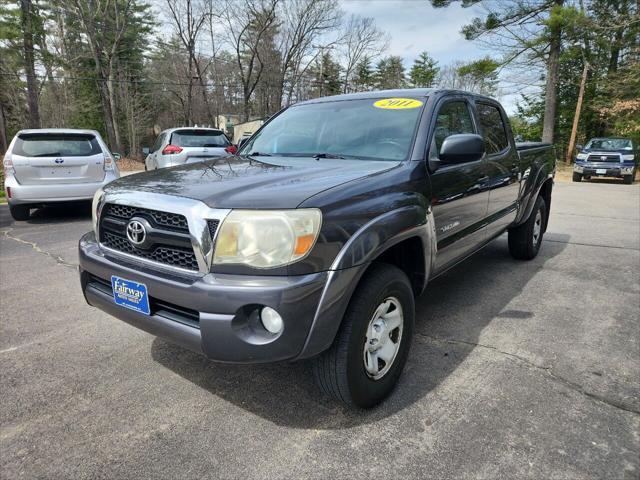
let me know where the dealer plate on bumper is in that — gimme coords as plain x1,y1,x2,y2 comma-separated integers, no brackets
596,169,607,174
111,276,150,315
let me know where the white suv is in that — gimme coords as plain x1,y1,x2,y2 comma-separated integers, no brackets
3,129,120,221
144,128,236,170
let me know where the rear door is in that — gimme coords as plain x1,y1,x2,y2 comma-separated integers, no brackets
476,102,521,237
11,132,106,185
429,97,491,274
170,129,231,162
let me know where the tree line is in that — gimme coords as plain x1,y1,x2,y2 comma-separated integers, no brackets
431,0,639,159
1,0,638,159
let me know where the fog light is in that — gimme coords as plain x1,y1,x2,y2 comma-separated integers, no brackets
260,307,283,334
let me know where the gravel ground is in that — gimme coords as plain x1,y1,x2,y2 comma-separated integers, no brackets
0,180,638,479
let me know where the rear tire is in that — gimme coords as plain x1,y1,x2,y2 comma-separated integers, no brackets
508,196,547,260
572,172,582,182
312,263,415,408
9,204,31,221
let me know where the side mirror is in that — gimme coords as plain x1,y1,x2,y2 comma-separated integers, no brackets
112,152,121,161
142,147,150,155
575,144,583,151
439,134,485,165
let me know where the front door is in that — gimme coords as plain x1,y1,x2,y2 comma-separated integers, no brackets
429,98,490,274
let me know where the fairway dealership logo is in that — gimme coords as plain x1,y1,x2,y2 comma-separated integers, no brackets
112,278,145,302
126,219,146,246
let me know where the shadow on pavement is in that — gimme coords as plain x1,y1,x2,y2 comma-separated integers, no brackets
0,202,91,229
581,178,627,185
151,233,570,429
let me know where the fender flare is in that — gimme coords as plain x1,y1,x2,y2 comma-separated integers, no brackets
516,168,554,227
295,205,436,360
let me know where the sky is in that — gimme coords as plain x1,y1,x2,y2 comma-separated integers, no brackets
339,0,486,65
339,0,537,113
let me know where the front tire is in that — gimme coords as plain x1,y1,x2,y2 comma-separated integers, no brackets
624,174,633,185
9,204,31,221
312,263,415,408
572,172,582,182
508,195,547,260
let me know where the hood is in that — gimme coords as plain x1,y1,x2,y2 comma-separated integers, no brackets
106,155,399,209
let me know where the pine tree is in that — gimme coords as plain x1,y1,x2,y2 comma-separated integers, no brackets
409,51,439,87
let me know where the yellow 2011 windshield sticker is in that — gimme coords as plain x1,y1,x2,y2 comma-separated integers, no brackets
374,98,423,110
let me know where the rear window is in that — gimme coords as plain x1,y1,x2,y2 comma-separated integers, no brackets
13,133,101,157
477,103,509,154
170,130,230,148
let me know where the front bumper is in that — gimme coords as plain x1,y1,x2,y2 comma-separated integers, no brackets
79,232,333,363
574,163,634,178
5,172,119,205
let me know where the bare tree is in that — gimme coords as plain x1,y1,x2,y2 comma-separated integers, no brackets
222,0,279,121
166,0,216,126
20,0,41,128
276,0,341,107
68,0,135,152
338,15,388,94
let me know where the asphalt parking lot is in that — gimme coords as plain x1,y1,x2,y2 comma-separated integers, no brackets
1,180,638,479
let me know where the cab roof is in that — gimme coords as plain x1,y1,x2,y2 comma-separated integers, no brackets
296,88,497,105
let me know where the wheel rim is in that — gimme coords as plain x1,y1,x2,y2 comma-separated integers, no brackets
533,209,543,245
363,297,403,380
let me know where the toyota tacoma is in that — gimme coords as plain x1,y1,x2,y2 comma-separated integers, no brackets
79,89,555,408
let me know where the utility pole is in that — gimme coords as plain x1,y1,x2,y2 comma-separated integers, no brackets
313,45,334,98
566,62,589,164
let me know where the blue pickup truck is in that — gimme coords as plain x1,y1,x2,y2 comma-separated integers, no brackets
573,137,636,184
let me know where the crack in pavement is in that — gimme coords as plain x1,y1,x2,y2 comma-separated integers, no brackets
543,238,640,251
1,228,78,270
417,332,640,416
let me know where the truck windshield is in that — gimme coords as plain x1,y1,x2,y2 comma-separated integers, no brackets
585,138,633,150
241,98,425,161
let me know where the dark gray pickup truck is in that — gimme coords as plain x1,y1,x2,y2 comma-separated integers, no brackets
79,89,555,408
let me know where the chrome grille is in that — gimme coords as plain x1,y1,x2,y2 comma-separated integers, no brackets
105,204,189,231
102,232,199,270
100,203,198,271
587,154,620,163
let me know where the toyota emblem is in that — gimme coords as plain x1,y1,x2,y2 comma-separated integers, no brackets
126,219,146,246
601,156,607,161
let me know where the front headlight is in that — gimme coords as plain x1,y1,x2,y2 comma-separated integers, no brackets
576,153,588,160
213,209,322,268
623,154,635,161
92,188,104,234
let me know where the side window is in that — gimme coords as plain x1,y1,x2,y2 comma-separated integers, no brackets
477,103,508,154
433,101,475,154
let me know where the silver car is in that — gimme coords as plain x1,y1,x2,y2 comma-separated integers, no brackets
3,129,120,221
144,127,236,170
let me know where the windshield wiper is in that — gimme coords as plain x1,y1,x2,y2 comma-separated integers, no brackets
35,152,62,157
312,152,346,159
247,151,272,157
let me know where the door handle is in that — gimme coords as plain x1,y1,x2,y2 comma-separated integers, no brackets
478,175,489,182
